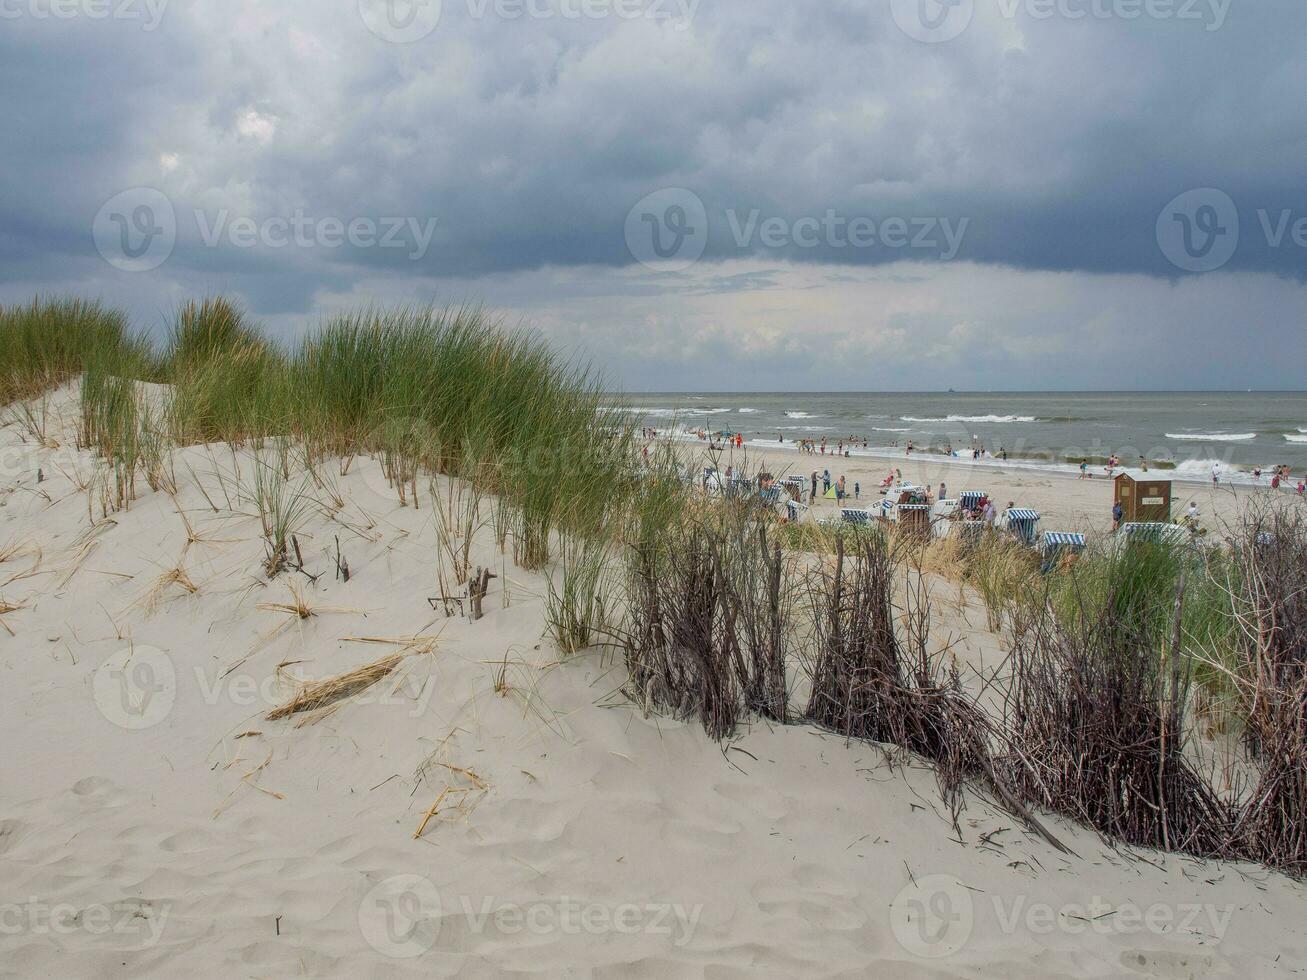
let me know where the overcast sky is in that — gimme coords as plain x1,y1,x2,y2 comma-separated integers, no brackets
2,0,1305,390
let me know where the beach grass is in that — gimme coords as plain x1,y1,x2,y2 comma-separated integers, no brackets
0,297,149,408
7,292,1307,875
9,297,634,564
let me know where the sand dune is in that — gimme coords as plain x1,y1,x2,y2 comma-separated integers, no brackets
2,389,1305,978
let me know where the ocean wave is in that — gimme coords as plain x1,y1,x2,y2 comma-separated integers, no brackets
785,411,821,419
1165,432,1256,442
625,406,734,417
1285,434,1307,444
873,427,911,432
737,408,759,414
1172,459,1235,478
900,414,1037,424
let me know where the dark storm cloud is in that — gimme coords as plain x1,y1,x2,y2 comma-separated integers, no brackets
1,0,1305,388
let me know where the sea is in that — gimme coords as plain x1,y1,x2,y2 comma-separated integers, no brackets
620,391,1307,487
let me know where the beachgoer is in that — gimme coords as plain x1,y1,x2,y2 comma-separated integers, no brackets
939,481,947,502
1112,501,1123,530
1187,501,1199,524
854,481,860,500
1212,462,1220,485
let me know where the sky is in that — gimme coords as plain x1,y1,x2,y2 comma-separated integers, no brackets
2,0,1305,390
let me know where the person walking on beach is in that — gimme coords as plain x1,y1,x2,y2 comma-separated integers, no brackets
939,480,947,502
810,471,818,502
983,499,997,527
854,481,860,500
1212,462,1220,485
1112,501,1123,531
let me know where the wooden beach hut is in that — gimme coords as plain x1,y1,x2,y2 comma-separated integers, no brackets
1113,469,1172,523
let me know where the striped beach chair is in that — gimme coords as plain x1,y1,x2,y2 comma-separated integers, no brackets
953,519,987,548
1001,507,1041,546
1118,522,1189,546
1040,530,1086,571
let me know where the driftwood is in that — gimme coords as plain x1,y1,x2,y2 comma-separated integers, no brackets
469,566,496,620
427,567,496,620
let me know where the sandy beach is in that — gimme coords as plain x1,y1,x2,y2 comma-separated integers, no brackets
3,383,1306,977
692,438,1271,534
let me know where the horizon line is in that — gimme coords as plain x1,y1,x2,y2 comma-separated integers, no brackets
611,389,1307,396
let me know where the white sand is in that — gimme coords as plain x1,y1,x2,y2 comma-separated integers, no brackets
2,388,1305,978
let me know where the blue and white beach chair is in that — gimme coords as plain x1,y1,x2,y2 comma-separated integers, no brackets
1000,507,1041,546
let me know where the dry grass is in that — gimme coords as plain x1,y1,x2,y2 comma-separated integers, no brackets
256,582,336,621
265,652,403,721
0,597,22,635
0,538,42,589
130,566,198,616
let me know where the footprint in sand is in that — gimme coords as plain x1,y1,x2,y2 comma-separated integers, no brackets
72,775,116,798
0,818,26,854
1120,949,1230,977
